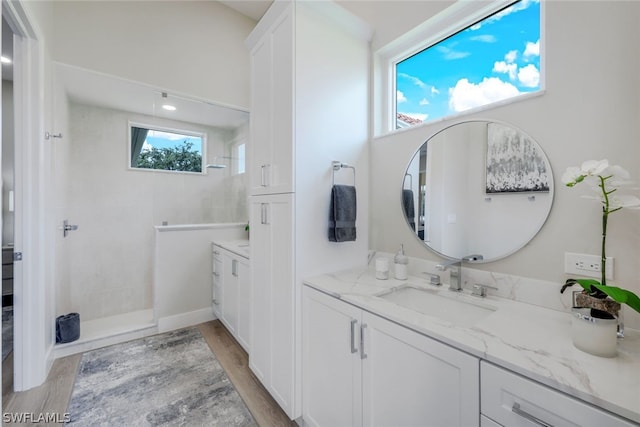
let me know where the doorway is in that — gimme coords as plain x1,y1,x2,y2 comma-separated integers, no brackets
1,13,16,400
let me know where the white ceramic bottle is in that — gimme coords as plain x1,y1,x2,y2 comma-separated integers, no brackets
394,244,408,280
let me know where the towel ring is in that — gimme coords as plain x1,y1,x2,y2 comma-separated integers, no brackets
332,161,356,186
404,173,413,190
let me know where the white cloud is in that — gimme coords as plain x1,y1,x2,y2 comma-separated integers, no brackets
437,45,470,60
398,72,426,89
148,130,187,141
504,50,518,63
470,35,497,43
448,77,520,112
524,40,540,58
419,98,429,106
518,64,540,87
397,90,407,103
431,87,440,95
493,61,517,80
141,141,153,152
405,113,428,122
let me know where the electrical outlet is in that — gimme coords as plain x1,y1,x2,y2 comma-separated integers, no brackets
564,252,613,280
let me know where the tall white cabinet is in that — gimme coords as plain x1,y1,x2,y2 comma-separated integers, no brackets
246,0,371,419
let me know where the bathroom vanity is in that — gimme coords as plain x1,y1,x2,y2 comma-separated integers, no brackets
212,240,251,353
302,268,640,427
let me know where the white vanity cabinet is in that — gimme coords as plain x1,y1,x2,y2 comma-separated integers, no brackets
212,244,251,353
303,285,480,427
481,362,637,427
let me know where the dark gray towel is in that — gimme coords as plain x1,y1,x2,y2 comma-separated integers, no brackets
402,189,415,230
329,185,356,242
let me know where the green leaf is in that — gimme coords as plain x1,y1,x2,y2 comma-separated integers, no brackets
591,284,640,314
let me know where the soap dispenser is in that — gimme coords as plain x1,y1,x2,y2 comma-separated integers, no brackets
394,244,409,280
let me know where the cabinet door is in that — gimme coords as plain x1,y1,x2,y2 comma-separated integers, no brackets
249,194,295,417
302,286,362,427
211,246,223,317
221,251,239,336
248,35,272,195
236,258,251,353
248,5,294,196
362,312,480,427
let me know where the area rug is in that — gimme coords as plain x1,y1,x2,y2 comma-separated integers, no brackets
66,327,256,426
2,306,12,361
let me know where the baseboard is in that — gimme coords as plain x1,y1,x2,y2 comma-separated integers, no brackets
157,308,216,333
54,324,158,359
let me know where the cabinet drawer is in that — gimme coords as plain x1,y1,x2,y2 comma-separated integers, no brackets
481,362,635,427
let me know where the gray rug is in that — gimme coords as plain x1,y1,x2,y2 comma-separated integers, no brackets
66,327,257,426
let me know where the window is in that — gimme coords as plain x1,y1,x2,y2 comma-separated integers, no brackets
235,143,246,174
129,124,205,173
394,0,541,129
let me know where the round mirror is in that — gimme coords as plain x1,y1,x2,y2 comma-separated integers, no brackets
402,120,553,262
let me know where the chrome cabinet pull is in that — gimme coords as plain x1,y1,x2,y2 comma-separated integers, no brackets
260,203,269,225
265,164,271,187
360,324,367,359
512,403,553,427
261,165,266,186
350,319,358,354
232,259,238,277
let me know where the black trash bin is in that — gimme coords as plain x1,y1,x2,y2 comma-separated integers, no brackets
56,313,80,344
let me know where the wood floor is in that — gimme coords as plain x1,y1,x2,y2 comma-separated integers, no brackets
2,320,295,427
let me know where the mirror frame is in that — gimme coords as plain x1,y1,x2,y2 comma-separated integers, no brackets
401,119,554,263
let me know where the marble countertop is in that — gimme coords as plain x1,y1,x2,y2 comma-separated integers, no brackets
212,239,250,260
303,267,640,424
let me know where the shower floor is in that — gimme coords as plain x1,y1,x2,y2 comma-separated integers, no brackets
54,309,156,358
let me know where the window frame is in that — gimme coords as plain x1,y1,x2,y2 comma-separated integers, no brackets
127,121,207,175
374,0,544,136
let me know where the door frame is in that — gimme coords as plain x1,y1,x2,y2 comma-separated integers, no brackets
3,0,51,391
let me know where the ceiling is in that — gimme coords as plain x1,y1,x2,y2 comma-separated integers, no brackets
219,0,273,21
56,63,249,130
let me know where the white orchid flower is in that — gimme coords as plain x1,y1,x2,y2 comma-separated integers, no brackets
561,166,583,186
610,194,640,210
580,159,609,176
565,159,639,286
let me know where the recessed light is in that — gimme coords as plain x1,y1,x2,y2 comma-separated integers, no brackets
162,104,176,111
1,56,12,64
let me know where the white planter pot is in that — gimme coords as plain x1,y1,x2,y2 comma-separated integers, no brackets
571,308,618,358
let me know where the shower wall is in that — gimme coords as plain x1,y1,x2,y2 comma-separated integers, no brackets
56,102,248,320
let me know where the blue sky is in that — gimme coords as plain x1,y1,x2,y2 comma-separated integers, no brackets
142,129,202,154
396,0,540,125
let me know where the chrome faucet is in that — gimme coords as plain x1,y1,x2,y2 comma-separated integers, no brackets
436,259,462,291
436,254,483,292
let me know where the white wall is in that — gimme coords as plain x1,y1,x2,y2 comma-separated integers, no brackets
367,1,640,326
56,102,248,320
154,223,246,330
52,1,256,109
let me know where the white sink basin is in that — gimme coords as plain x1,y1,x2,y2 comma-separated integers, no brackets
376,285,496,327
